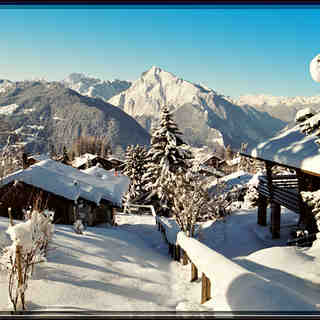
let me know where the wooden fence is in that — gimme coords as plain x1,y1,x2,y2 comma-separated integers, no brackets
118,204,212,304
155,216,215,304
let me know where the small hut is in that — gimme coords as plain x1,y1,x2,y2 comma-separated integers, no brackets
0,159,130,226
241,122,320,239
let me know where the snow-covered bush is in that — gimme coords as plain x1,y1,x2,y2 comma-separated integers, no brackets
295,107,320,147
73,219,85,234
0,210,55,311
172,172,228,236
23,209,55,256
243,186,259,209
243,171,262,209
300,190,320,233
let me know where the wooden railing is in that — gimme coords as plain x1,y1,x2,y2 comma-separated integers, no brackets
258,175,301,214
119,205,277,306
155,216,243,305
122,203,157,217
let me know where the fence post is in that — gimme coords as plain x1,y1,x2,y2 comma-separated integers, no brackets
175,245,181,262
8,207,14,226
16,245,25,310
191,262,198,282
201,272,211,304
182,249,188,265
257,195,267,226
271,202,281,239
168,243,174,258
173,245,176,260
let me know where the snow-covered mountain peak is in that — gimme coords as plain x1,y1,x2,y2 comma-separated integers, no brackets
141,65,180,84
148,65,161,73
108,67,285,149
109,66,222,117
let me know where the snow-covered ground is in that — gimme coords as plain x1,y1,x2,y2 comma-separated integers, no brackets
1,206,320,312
0,215,179,312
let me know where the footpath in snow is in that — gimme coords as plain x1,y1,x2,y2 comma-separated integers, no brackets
2,208,320,312
0,215,181,312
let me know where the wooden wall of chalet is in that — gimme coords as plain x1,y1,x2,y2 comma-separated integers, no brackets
0,181,115,226
297,170,320,192
0,181,75,224
77,200,113,226
203,157,221,168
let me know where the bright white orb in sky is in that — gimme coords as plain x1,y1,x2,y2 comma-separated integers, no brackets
310,54,320,83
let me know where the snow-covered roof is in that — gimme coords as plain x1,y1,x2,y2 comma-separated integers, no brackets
28,153,51,162
106,156,123,163
72,153,98,168
193,150,223,166
295,107,314,123
81,166,130,206
250,122,320,175
198,164,225,177
226,157,241,166
0,159,129,206
301,113,320,134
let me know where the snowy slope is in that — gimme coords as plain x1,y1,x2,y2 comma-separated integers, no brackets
109,66,285,149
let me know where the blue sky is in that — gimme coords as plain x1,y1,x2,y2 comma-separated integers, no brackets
1,5,320,98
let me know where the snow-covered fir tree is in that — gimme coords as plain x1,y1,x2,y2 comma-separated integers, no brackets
141,105,192,215
122,144,148,211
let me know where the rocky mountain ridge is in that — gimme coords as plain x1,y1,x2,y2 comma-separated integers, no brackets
108,66,286,150
0,81,150,155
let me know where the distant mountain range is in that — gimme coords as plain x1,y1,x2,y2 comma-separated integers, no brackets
231,94,320,124
62,73,131,102
0,81,150,155
1,67,320,154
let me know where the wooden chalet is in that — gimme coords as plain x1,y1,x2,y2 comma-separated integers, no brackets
192,151,225,177
71,153,123,171
241,123,320,239
221,157,241,175
0,159,130,226
201,153,224,168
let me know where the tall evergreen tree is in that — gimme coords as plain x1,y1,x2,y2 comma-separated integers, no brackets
142,105,192,215
122,144,148,211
